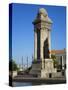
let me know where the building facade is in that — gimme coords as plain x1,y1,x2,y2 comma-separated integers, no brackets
51,49,66,71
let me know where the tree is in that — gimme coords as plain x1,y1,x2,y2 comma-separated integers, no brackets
9,59,19,71
25,66,32,74
51,54,57,68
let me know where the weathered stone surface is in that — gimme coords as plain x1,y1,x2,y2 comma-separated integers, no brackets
33,8,52,59
30,8,56,78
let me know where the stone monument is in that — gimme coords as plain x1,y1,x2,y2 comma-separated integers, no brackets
30,8,56,78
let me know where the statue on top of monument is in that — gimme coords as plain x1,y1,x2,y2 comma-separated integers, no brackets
33,8,52,25
38,8,48,17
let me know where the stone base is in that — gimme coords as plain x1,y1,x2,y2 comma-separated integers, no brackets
30,59,57,78
29,60,42,77
41,59,56,78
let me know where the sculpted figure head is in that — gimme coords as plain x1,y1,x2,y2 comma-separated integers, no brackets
38,8,48,17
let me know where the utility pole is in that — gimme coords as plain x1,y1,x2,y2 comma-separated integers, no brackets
32,54,34,63
18,58,20,70
27,56,28,69
22,56,23,71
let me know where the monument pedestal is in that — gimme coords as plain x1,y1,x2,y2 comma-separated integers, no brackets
30,59,56,78
29,60,42,77
41,59,56,78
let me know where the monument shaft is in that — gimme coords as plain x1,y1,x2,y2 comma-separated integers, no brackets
30,8,56,78
33,8,52,60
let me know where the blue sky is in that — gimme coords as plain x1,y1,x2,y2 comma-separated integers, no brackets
11,3,66,65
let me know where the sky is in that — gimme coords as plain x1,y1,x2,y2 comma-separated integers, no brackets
11,3,66,66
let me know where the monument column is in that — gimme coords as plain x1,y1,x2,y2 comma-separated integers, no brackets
34,30,37,60
33,8,52,61
48,30,51,58
62,56,64,70
30,8,56,78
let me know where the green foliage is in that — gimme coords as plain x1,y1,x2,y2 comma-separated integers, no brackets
12,60,18,71
9,59,19,71
28,66,32,71
51,54,56,60
25,66,32,74
32,59,37,64
51,54,58,68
